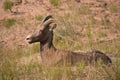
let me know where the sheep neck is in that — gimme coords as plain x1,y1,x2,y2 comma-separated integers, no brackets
40,32,56,53
40,32,57,66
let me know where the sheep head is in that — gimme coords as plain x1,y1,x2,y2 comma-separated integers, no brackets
26,15,57,44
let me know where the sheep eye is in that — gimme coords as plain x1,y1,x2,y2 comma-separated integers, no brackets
40,30,43,33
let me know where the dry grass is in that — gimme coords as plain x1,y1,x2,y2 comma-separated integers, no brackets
0,14,120,80
0,46,120,80
0,0,120,80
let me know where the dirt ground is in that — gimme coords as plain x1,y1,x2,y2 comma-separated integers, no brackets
0,0,120,49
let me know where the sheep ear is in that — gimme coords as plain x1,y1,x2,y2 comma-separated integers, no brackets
49,23,57,31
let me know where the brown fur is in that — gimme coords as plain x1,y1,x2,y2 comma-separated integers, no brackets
26,15,112,67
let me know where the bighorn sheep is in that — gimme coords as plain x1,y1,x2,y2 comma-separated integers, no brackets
26,15,112,67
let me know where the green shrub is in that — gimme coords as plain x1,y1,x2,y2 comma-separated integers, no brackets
108,4,118,13
35,15,44,21
78,5,90,14
4,18,16,28
114,23,120,30
49,0,60,7
3,0,14,13
86,23,93,48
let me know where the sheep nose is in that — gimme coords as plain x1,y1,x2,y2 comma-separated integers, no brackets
26,37,29,40
26,35,31,40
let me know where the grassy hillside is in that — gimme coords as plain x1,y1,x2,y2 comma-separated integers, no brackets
0,0,120,80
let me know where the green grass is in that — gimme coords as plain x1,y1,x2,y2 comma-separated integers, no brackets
78,5,90,14
0,47,120,80
49,0,60,7
95,30,107,38
3,0,14,13
107,3,119,13
86,22,93,48
114,23,120,31
35,15,44,21
4,18,16,28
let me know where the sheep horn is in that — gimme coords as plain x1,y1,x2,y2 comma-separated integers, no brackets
43,19,55,27
42,15,53,23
